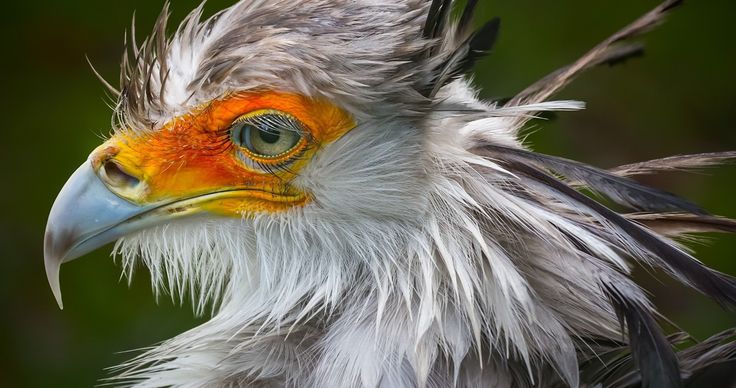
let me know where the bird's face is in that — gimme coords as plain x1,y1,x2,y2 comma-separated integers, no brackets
44,91,357,307
44,0,434,310
94,92,354,215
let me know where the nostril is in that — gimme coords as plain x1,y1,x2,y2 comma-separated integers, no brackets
101,160,140,189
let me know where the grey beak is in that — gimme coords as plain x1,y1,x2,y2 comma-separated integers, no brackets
44,161,152,309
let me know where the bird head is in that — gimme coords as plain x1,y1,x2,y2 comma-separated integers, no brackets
45,0,445,311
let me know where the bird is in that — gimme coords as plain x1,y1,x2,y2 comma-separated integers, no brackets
43,0,736,387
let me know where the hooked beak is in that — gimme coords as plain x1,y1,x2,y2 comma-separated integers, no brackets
44,157,304,309
44,161,156,309
44,158,215,309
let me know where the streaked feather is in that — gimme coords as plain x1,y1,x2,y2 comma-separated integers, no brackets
505,0,683,129
626,213,736,236
611,152,736,177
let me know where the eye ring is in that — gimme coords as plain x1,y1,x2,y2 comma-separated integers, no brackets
230,109,307,163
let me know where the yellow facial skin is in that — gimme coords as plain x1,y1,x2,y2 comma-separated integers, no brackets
91,92,356,217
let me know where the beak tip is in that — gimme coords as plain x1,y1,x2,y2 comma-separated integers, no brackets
44,251,65,310
42,159,154,310
46,271,65,310
44,228,66,309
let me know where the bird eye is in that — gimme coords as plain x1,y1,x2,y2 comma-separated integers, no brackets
230,111,304,159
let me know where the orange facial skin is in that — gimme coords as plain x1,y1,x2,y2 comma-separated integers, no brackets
90,91,356,217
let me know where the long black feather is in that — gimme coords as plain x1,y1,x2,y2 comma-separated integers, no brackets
461,18,501,77
423,0,452,41
477,154,736,308
458,0,480,36
479,143,707,215
605,284,684,388
427,18,501,97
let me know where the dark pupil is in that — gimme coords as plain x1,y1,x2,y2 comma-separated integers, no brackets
259,128,281,144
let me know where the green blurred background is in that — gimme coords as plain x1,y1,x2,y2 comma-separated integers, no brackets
1,0,734,386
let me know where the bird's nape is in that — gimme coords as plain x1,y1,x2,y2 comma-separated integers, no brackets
44,0,736,387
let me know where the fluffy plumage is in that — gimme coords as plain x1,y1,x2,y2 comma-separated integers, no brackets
86,0,736,386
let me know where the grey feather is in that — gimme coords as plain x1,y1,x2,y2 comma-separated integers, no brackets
504,0,683,129
626,213,736,236
611,152,736,177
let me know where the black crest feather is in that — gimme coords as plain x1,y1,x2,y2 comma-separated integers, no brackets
423,0,452,42
427,18,500,97
421,0,501,97
458,0,480,36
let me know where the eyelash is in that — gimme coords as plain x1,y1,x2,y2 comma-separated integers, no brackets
225,110,313,171
235,113,308,139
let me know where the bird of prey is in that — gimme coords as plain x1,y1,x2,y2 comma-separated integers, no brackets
44,0,736,387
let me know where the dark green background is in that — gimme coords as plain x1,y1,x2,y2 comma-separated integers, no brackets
1,1,734,386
